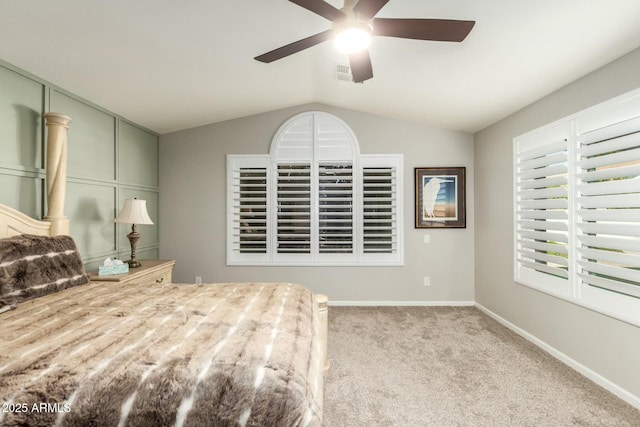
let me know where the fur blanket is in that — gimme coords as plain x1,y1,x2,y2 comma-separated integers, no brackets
0,234,88,313
0,282,323,426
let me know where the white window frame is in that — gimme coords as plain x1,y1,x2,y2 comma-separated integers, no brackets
227,111,404,266
514,88,640,327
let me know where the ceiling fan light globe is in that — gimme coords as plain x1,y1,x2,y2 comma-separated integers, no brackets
334,27,372,53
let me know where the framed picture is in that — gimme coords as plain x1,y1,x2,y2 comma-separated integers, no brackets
415,167,466,228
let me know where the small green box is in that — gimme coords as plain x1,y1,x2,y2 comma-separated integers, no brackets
98,264,129,276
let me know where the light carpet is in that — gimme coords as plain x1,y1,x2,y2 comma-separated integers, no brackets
323,306,640,426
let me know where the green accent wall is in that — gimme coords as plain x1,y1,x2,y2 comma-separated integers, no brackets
0,60,160,270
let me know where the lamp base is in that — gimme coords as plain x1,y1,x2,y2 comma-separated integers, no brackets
127,259,142,268
126,225,142,268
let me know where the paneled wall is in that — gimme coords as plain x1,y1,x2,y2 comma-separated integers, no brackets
0,61,159,270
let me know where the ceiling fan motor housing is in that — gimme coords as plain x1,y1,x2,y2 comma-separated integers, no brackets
254,0,476,83
333,18,373,53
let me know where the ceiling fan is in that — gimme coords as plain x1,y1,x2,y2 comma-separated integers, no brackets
254,0,475,83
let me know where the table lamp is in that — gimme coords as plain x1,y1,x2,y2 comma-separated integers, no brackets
114,198,153,268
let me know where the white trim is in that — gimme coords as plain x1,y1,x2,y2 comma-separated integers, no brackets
475,302,640,410
328,300,475,306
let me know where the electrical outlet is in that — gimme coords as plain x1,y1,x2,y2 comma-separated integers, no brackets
423,276,431,287
195,276,202,284
423,234,430,244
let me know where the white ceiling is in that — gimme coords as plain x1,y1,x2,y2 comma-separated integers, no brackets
1,1,640,135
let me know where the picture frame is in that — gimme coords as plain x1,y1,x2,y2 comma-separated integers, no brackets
415,167,466,228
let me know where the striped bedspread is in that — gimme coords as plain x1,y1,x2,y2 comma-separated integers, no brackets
0,281,323,426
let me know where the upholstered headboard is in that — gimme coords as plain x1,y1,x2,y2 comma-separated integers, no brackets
0,112,71,239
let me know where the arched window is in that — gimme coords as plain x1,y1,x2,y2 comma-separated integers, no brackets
227,111,403,266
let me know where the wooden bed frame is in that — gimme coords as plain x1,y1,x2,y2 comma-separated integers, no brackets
0,112,330,373
0,113,70,238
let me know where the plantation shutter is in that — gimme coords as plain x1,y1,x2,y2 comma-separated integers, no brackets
515,125,571,287
318,163,353,254
359,155,402,264
227,156,270,263
514,90,640,326
576,116,640,298
228,111,403,266
362,166,397,253
276,164,311,254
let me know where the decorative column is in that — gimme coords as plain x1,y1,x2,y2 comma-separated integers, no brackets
43,113,72,236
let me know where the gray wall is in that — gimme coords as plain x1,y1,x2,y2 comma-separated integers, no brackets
474,48,640,399
160,103,475,302
0,61,160,270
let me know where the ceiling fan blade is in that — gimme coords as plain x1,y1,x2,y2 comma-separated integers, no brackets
373,18,475,42
289,0,345,21
255,30,334,63
353,0,390,19
349,50,373,83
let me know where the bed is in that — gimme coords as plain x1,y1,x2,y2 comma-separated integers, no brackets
0,113,329,426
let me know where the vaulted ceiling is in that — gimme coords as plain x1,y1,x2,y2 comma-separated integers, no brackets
1,0,640,134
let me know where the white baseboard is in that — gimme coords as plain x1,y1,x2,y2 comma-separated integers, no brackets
328,300,475,307
475,302,640,410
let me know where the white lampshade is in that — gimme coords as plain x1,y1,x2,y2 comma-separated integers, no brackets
114,199,154,225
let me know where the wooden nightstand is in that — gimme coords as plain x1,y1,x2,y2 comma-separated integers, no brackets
88,259,175,285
